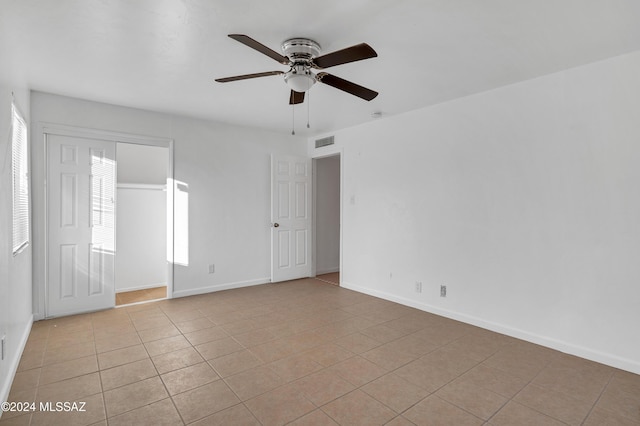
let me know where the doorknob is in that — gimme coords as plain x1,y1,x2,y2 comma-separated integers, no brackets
273,223,280,228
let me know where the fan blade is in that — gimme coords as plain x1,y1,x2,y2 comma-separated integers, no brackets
228,34,289,65
215,71,284,83
313,43,377,69
317,73,378,101
289,90,305,105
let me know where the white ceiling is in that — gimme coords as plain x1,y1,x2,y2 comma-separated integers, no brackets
2,0,640,137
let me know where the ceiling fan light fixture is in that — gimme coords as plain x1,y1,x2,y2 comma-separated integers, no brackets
284,67,316,93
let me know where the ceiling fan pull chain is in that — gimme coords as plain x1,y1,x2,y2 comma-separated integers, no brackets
307,91,310,129
291,104,296,135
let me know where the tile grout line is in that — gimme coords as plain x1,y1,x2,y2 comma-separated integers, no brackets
159,303,253,425
483,351,562,425
155,303,192,426
91,316,109,426
578,369,615,426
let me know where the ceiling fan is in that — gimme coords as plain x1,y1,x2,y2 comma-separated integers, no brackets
215,34,378,104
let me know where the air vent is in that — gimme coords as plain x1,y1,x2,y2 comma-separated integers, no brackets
315,136,335,149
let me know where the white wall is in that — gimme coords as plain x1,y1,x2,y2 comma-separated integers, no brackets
115,187,167,292
315,155,340,274
310,51,640,374
117,143,168,185
0,66,33,408
30,91,307,316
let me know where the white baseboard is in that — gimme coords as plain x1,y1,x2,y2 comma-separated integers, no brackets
116,282,166,293
172,277,270,298
0,315,33,413
341,281,640,375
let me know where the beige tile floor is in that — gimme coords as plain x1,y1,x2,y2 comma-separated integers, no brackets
2,278,639,425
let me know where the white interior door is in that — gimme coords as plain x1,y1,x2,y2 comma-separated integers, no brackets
271,155,312,282
47,134,116,317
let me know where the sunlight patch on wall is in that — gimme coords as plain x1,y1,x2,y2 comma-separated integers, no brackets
168,178,189,266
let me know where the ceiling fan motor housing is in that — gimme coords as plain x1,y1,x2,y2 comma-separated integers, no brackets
281,38,321,61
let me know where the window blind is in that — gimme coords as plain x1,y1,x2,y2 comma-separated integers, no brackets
12,102,29,254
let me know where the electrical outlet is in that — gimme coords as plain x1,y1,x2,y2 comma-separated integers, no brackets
415,281,422,293
440,285,447,297
208,264,215,274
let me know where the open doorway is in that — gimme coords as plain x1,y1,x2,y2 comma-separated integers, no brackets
115,143,169,305
314,154,340,285
43,124,174,317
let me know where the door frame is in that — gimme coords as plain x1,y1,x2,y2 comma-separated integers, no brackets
38,123,174,318
311,151,343,283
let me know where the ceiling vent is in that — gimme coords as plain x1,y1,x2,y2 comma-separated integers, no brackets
315,136,335,149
